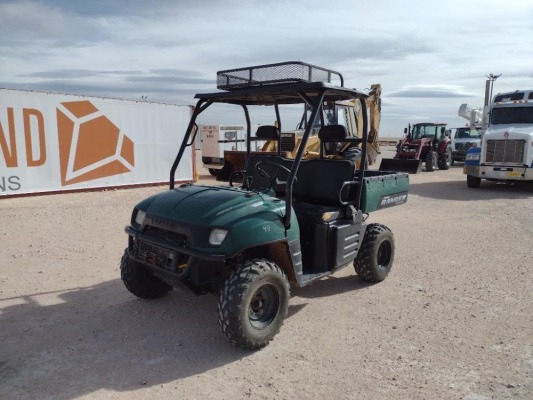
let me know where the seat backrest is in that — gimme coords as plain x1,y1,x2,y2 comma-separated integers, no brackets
244,153,356,205
293,158,355,204
318,124,348,157
256,125,280,140
318,124,348,142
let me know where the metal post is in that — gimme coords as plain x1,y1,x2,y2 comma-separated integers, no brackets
485,73,501,104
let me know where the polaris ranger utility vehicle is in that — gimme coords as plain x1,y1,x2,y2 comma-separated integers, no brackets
379,122,453,173
120,62,409,349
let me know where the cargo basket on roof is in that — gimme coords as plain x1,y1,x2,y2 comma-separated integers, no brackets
217,61,344,91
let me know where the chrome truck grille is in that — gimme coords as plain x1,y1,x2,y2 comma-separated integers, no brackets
485,139,526,164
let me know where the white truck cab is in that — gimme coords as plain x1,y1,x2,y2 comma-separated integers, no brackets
451,127,481,163
464,89,533,187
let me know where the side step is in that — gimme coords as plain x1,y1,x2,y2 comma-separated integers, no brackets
299,271,332,286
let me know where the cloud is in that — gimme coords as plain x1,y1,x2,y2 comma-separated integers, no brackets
388,85,477,98
1,0,532,136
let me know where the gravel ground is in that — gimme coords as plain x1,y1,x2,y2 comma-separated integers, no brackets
1,149,532,400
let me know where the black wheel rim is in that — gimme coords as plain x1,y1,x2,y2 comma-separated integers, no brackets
248,284,279,329
377,240,392,270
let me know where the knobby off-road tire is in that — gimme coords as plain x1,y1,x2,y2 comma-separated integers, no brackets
120,249,172,299
218,259,290,350
425,151,437,172
354,224,395,282
438,146,453,170
467,175,481,188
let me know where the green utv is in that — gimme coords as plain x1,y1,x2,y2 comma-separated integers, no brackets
121,62,409,349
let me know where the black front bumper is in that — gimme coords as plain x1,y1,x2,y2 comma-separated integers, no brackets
125,226,229,294
125,226,226,264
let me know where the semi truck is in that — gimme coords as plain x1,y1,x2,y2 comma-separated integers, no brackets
464,89,533,187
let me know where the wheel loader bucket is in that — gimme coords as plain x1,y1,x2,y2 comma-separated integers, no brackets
379,158,422,174
216,151,247,181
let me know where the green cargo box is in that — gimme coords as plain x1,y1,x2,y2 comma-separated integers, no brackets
358,171,409,212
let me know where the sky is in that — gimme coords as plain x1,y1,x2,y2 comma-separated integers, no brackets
1,0,532,137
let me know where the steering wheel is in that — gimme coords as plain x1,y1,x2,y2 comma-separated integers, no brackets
229,170,245,187
255,161,294,189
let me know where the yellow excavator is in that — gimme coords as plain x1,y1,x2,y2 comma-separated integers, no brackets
216,83,382,180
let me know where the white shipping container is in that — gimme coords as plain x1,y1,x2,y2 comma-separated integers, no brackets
0,89,193,196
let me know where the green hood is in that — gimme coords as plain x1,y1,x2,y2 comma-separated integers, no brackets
139,185,284,226
135,185,298,255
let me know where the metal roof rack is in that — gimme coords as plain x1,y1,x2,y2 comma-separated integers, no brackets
217,61,344,91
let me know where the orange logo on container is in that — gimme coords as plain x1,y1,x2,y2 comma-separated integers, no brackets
56,101,134,186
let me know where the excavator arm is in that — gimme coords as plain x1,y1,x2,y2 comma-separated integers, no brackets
338,83,382,166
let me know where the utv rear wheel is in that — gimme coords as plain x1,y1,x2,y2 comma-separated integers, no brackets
467,175,481,188
425,151,437,172
438,146,453,170
218,259,290,349
208,168,219,176
354,224,394,282
120,249,172,299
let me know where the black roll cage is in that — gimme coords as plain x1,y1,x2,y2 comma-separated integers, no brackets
169,81,369,229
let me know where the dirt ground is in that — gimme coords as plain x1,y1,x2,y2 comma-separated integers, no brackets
1,149,532,400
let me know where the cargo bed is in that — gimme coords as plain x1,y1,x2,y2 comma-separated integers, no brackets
357,170,409,212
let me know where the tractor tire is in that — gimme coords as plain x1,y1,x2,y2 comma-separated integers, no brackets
438,146,453,170
218,258,290,349
208,168,219,176
467,175,481,188
354,224,394,282
425,151,437,172
120,249,172,299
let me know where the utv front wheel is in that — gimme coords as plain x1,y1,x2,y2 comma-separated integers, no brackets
354,224,395,282
120,249,172,299
218,259,290,349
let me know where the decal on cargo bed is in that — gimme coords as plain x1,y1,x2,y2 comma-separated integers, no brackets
377,192,408,209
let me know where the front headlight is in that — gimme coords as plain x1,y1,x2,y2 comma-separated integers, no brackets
134,209,146,226
209,228,228,246
465,153,480,161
